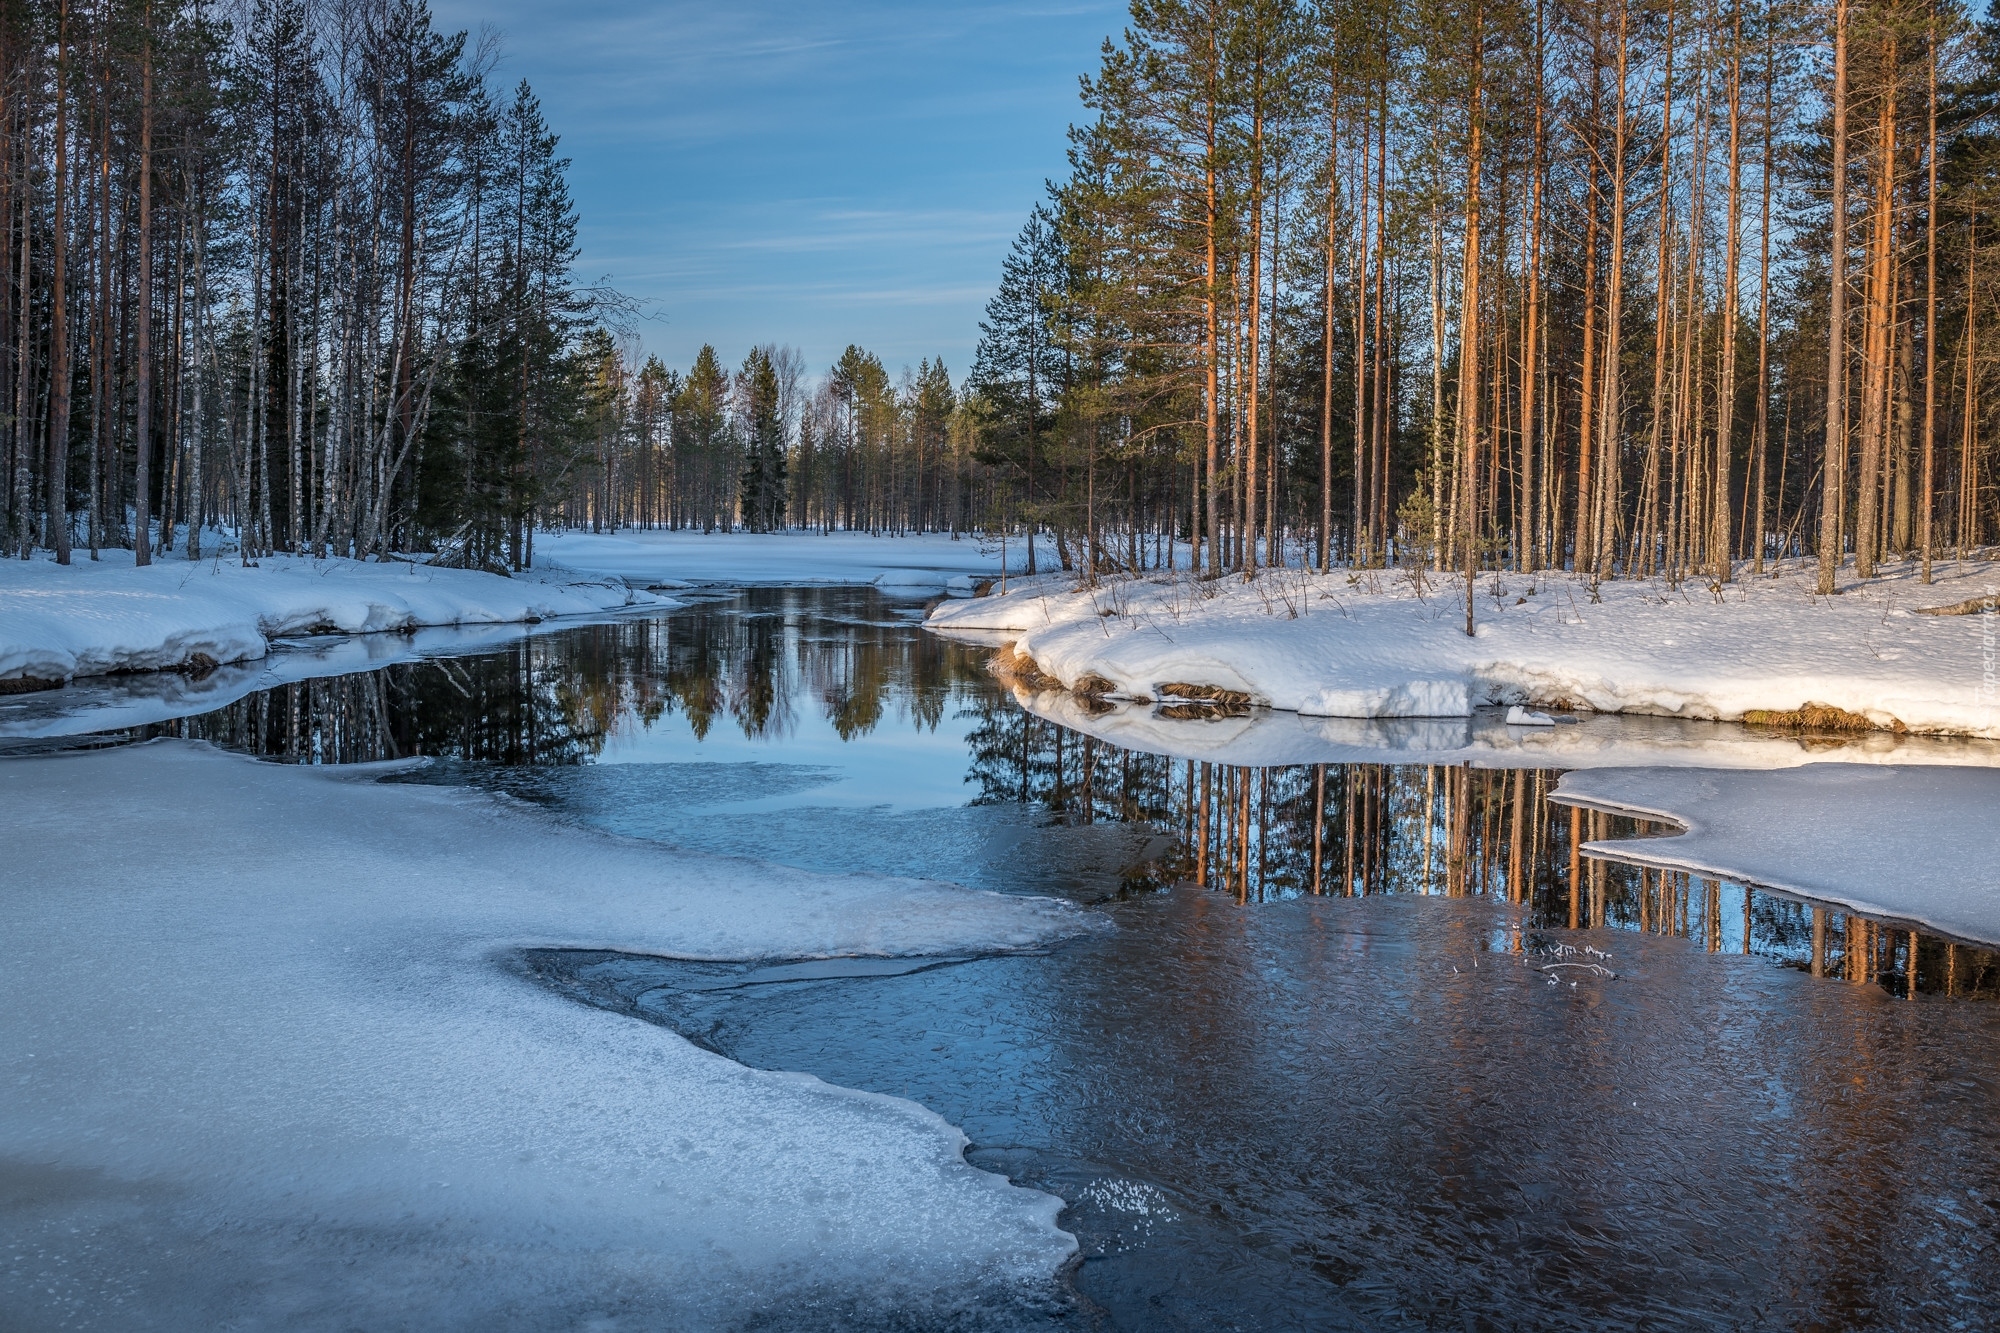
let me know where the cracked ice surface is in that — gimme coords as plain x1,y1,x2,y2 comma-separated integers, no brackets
0,741,1091,1328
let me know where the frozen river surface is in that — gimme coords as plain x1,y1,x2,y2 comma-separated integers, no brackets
10,585,2000,1329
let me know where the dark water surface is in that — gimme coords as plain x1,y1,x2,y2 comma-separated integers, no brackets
103,587,2000,1329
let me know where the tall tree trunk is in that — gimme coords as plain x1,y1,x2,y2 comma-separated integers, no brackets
1855,29,1896,579
1594,1,1632,587
1641,3,1676,580
11,78,32,561
1714,0,1744,580
1320,81,1339,571
1203,46,1221,579
134,2,154,565
48,0,70,565
1244,71,1264,578
1459,2,1483,636
1819,0,1850,595
1371,68,1390,560
1752,20,1775,573
1575,36,1602,573
1921,0,1938,581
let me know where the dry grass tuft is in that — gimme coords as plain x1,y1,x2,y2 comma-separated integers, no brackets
988,646,1061,692
1742,702,1906,734
0,674,62,695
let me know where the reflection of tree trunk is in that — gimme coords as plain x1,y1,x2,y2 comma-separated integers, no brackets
1508,770,1525,903
1313,764,1326,894
1344,768,1355,896
1198,763,1211,886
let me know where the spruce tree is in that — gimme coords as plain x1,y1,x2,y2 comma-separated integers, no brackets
738,347,787,531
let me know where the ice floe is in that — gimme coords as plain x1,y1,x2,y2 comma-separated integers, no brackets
1551,763,2000,944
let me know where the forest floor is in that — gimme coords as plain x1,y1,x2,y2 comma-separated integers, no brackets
0,740,1089,1325
930,556,2000,740
0,545,664,685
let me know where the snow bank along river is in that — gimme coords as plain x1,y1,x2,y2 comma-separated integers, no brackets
7,584,2000,1329
0,546,665,686
929,557,2000,737
2,737,1088,1328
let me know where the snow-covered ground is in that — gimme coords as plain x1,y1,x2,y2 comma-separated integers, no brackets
537,527,1053,593
0,741,1094,1326
0,548,665,685
930,559,2000,738
1552,764,2000,946
999,684,2000,773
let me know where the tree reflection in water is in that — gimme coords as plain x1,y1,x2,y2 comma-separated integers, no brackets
136,585,2000,999
134,587,989,763
967,701,2000,998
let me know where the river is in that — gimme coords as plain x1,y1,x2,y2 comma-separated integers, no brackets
77,585,2000,1329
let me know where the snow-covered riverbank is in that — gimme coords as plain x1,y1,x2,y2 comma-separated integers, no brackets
930,559,2000,738
536,526,1051,592
0,741,1093,1326
0,549,665,685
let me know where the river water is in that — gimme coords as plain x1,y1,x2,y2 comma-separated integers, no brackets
90,586,2000,1329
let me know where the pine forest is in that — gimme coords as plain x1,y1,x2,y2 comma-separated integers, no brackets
4,0,2000,593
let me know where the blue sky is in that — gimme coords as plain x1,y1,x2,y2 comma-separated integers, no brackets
433,0,1126,383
